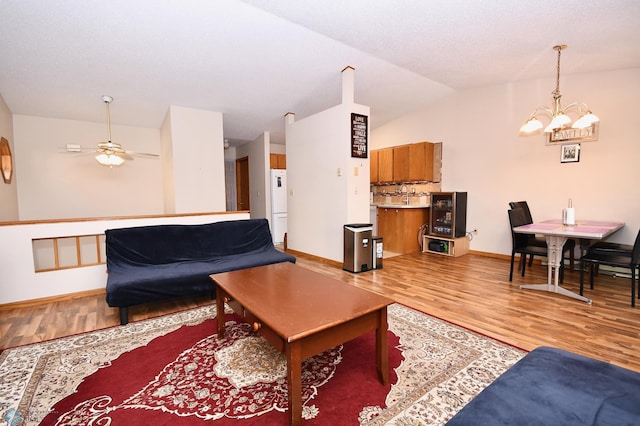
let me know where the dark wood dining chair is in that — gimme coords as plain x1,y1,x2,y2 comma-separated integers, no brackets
580,229,640,307
508,201,575,271
508,208,566,282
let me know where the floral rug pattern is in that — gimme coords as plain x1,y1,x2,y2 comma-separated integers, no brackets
0,304,525,425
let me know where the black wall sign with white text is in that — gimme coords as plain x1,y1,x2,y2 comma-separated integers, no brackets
351,113,368,158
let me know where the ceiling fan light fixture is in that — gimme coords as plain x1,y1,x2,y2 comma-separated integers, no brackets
96,153,125,167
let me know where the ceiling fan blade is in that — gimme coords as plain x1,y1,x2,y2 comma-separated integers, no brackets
124,150,159,159
71,151,99,157
64,143,96,153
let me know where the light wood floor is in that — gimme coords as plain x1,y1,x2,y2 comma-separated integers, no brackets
2,251,639,372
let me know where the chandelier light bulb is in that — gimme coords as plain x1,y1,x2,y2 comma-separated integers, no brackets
519,118,543,133
572,112,600,129
544,113,571,133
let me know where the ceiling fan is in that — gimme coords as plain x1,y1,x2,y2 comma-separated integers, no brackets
66,95,159,167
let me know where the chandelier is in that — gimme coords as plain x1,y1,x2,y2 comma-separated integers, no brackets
520,44,599,134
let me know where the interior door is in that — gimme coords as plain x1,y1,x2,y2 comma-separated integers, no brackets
235,156,250,211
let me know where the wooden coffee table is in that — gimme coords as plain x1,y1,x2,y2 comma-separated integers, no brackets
210,262,392,425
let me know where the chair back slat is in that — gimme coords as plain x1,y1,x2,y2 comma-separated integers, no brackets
508,201,533,224
508,208,530,249
632,229,640,264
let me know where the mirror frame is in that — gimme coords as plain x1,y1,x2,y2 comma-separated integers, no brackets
1,137,13,184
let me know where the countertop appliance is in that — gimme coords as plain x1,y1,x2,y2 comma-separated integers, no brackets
270,169,287,244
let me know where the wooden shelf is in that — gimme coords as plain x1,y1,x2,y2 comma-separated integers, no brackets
422,235,469,257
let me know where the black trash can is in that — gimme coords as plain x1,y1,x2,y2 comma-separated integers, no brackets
343,223,373,273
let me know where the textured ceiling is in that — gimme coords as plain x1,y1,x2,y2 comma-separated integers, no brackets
1,0,639,146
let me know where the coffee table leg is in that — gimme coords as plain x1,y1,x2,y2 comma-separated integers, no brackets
216,287,226,338
286,341,302,426
376,307,389,385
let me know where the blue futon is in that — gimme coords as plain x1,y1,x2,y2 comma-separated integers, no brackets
446,346,640,425
105,218,296,325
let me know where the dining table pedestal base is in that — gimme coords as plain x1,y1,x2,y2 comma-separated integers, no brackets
519,234,593,304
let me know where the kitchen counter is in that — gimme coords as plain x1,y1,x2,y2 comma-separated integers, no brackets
372,204,430,209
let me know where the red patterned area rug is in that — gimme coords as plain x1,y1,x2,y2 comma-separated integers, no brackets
1,304,525,425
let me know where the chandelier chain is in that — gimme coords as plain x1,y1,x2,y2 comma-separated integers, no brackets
552,44,566,97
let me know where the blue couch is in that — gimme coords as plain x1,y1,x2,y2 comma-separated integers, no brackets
105,218,296,325
446,346,640,425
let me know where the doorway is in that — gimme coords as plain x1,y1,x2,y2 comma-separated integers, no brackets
235,156,250,211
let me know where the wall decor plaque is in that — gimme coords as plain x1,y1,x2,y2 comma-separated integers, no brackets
547,122,598,145
351,113,368,158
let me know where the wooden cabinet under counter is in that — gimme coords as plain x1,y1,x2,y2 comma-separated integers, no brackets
376,207,429,254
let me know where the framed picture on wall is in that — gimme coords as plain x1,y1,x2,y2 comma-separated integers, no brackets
350,113,368,158
560,143,580,163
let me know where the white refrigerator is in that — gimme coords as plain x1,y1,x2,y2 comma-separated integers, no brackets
270,169,287,244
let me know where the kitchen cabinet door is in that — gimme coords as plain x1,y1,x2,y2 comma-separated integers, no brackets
392,145,410,182
270,154,286,169
370,150,379,183
377,208,401,253
408,142,442,182
400,208,429,253
378,148,394,183
377,207,429,254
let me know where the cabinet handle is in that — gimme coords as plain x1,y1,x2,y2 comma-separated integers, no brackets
253,322,262,331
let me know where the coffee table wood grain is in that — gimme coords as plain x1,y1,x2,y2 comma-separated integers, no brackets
210,262,392,425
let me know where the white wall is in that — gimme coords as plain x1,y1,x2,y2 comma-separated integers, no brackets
13,115,163,220
270,143,286,155
236,131,270,220
160,108,176,213
0,95,18,221
286,102,370,262
372,68,640,255
161,105,226,213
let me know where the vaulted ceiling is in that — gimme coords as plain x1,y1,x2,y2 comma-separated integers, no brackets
1,0,639,145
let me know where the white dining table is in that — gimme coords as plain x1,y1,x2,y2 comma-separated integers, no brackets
513,219,625,304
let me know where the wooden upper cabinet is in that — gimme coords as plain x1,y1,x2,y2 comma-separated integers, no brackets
370,150,379,183
408,143,427,181
392,145,410,182
371,141,441,184
409,141,442,182
378,148,394,183
270,154,286,169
